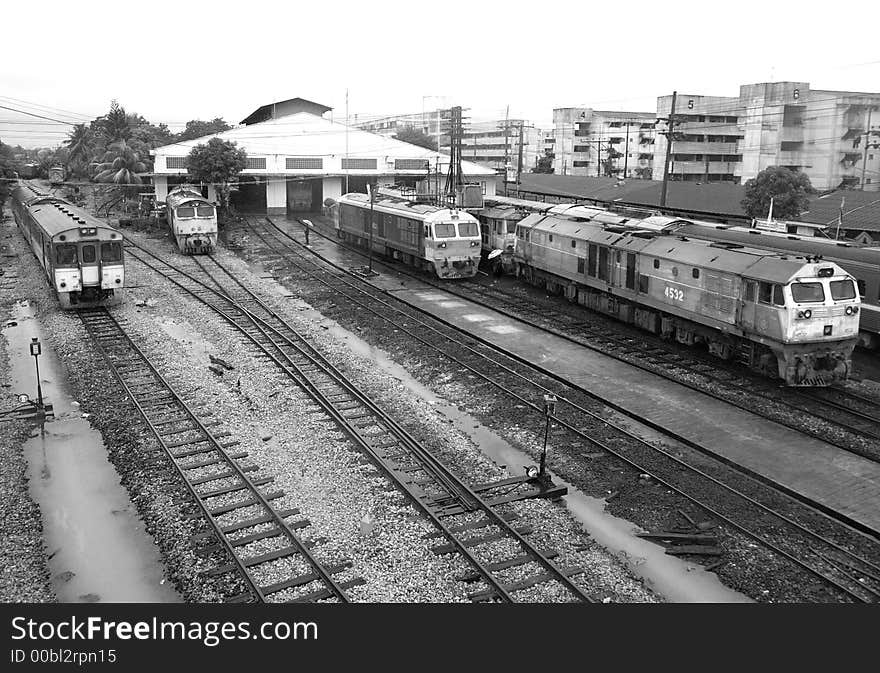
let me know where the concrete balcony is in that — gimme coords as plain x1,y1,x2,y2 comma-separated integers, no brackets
671,161,738,174
672,141,738,154
776,151,807,166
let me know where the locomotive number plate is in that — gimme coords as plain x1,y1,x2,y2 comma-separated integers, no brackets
664,286,684,302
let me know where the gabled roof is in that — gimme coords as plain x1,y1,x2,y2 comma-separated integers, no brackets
152,112,496,176
241,98,332,125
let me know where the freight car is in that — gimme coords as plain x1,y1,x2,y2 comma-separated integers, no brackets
10,183,124,308
335,192,482,279
165,184,217,254
514,212,860,385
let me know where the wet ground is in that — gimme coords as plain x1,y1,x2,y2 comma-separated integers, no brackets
231,251,750,603
3,300,179,603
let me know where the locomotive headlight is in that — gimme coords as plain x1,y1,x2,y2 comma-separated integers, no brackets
115,278,121,284
439,242,447,248
804,309,812,319
470,241,479,247
854,306,859,314
60,281,66,288
845,306,854,316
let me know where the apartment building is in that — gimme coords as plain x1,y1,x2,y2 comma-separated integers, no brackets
654,82,880,190
550,108,657,178
354,111,541,176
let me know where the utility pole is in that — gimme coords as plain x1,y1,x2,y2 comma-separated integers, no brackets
596,137,602,177
516,121,525,191
659,91,678,208
368,183,375,273
344,88,349,194
861,105,875,190
623,121,630,178
503,105,510,196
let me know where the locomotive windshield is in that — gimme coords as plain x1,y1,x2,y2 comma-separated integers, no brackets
434,223,456,238
196,206,214,217
830,279,856,300
176,207,196,218
56,244,77,266
458,222,478,237
790,282,825,303
101,241,122,262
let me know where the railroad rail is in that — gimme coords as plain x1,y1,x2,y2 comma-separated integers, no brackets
231,214,880,602
263,215,880,462
78,307,361,603
123,239,592,603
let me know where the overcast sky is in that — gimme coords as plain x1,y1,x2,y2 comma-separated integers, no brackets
2,0,879,148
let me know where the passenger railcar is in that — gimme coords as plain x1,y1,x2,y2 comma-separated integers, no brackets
165,185,217,254
11,183,124,308
514,213,860,385
335,192,482,279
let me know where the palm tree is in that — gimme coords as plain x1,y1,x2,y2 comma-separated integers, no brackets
94,140,147,212
94,140,146,185
65,124,93,177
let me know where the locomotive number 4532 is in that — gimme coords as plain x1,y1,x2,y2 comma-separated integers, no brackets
664,286,684,302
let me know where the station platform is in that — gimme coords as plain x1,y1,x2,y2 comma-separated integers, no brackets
264,215,880,537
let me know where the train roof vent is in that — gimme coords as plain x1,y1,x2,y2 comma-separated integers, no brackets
835,242,851,247
709,242,744,250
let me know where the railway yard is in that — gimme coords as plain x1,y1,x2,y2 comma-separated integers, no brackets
2,181,880,605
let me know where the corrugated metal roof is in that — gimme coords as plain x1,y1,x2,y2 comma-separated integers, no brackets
153,112,496,177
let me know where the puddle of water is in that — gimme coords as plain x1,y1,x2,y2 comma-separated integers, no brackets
236,267,751,603
3,300,180,603
156,317,215,362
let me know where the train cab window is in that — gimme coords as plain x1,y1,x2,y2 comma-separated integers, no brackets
176,207,195,218
434,223,456,238
830,280,856,301
196,206,214,217
856,279,866,299
772,284,785,306
638,274,649,293
790,282,825,303
571,240,577,248
517,227,523,239
458,221,478,237
424,225,430,239
100,242,122,263
81,245,96,264
692,268,700,279
653,259,660,269
507,222,517,234
758,282,773,304
744,281,756,302
548,234,553,243
56,244,77,267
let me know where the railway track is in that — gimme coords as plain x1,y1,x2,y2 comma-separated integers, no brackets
263,215,880,463
78,307,362,603
229,214,880,602
123,239,593,603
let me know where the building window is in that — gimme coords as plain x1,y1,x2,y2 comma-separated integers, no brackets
573,161,589,167
342,158,377,170
394,159,429,170
653,259,660,269
286,157,323,169
692,268,700,279
246,157,267,170
166,156,187,169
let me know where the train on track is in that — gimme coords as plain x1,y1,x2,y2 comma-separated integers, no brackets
335,192,482,279
48,164,65,185
10,182,125,308
514,209,860,385
165,184,217,254
485,194,880,350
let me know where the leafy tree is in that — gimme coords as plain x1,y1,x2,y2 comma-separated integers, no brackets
602,144,623,177
94,100,131,145
393,126,437,151
532,149,554,174
741,166,814,220
94,140,147,186
186,138,247,211
633,166,652,180
175,118,232,143
0,139,15,209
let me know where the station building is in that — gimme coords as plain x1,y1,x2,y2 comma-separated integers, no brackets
151,98,497,214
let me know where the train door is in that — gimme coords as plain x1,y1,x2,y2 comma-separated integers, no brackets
625,253,637,291
79,242,99,286
740,279,757,331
